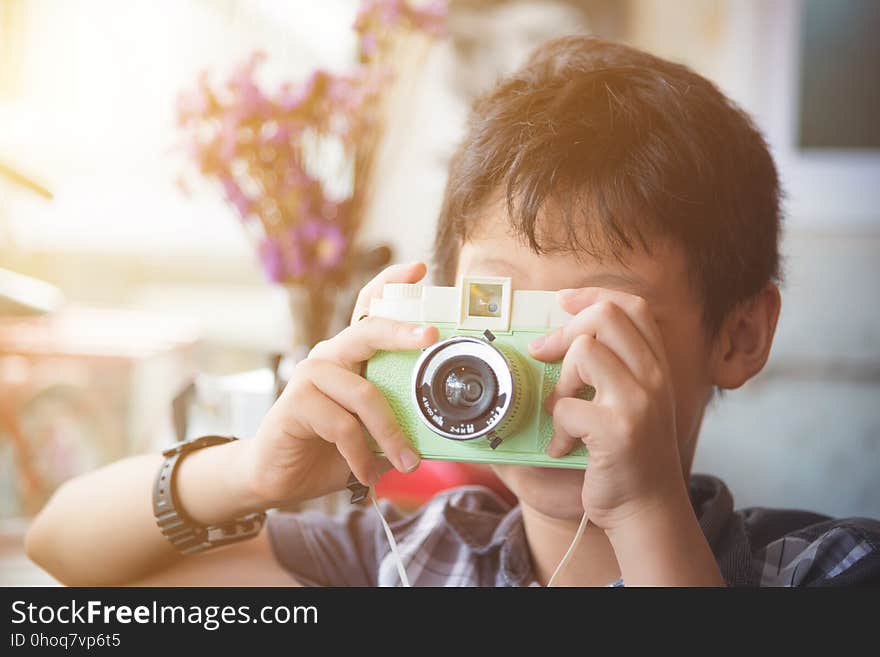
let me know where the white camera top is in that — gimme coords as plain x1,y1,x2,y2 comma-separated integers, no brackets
370,275,573,332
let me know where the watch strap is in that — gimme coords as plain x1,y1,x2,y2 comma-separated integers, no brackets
153,435,266,555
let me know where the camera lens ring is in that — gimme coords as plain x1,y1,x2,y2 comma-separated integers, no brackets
411,336,515,441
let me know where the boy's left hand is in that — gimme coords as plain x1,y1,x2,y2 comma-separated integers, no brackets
528,287,689,534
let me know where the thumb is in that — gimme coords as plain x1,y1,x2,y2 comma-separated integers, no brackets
351,261,427,324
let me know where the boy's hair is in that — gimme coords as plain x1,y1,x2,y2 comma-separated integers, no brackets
433,36,781,333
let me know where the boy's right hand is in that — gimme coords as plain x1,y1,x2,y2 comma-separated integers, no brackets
245,262,438,508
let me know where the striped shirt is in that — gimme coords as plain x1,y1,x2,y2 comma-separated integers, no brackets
266,474,880,587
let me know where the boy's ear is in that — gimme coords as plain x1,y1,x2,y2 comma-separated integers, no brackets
710,282,781,390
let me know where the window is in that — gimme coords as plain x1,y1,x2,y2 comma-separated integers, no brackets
731,0,880,229
797,0,880,150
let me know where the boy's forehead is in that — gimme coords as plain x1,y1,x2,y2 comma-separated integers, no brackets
457,203,683,303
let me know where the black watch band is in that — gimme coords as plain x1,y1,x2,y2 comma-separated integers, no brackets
153,435,266,555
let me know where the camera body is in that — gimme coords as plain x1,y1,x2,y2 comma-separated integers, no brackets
365,276,591,469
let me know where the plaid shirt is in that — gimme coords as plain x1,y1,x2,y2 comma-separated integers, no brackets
267,475,880,587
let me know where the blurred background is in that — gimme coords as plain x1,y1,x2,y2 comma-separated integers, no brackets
0,0,878,584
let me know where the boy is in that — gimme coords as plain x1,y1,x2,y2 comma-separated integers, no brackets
26,36,880,586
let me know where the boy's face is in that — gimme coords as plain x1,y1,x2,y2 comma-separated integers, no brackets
455,210,716,521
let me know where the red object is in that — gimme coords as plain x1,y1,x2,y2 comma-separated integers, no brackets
375,461,516,509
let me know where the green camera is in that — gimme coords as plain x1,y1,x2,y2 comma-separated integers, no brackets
365,276,592,469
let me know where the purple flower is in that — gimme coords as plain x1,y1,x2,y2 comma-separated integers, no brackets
378,0,403,25
284,219,347,279
306,220,346,270
258,238,284,282
220,176,251,219
226,52,271,121
178,5,446,288
409,0,447,36
360,32,378,58
354,0,447,45
218,114,241,162
279,163,312,193
278,70,328,113
355,0,406,29
260,121,292,146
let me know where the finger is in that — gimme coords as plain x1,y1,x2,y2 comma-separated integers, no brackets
547,333,638,411
300,384,385,486
302,359,421,474
351,261,428,325
528,298,661,385
533,288,667,371
547,396,613,457
374,456,394,476
310,316,438,369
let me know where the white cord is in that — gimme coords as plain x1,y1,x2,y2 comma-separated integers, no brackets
547,512,590,587
370,488,411,587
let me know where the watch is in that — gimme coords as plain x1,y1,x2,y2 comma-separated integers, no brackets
152,435,266,555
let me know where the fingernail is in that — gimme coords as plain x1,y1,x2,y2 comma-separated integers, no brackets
529,334,547,350
366,468,381,487
411,325,426,337
399,447,421,472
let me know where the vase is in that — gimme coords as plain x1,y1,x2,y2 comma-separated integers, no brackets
283,283,336,363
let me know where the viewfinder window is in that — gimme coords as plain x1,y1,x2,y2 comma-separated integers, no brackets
468,283,503,318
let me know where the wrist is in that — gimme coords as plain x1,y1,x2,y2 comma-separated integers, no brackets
174,439,269,526
228,437,279,511
603,484,692,545
604,485,725,586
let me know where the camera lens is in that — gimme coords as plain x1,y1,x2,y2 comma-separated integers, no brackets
432,355,497,423
451,372,482,404
446,371,481,405
412,336,530,441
